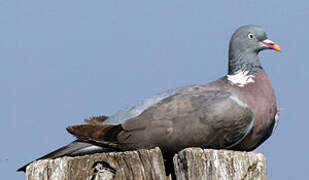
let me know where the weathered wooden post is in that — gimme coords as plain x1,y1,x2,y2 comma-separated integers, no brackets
25,147,267,180
174,148,267,180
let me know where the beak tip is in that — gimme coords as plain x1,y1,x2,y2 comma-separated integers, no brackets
274,44,281,52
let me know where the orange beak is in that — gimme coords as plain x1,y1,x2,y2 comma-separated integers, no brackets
261,39,281,51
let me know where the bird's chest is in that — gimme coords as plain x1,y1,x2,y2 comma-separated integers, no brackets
235,73,277,149
243,73,276,122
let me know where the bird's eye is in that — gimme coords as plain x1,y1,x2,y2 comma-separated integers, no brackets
248,33,255,40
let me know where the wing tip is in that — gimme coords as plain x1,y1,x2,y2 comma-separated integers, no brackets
17,166,27,172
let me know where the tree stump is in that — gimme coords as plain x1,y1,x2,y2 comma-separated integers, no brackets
26,147,169,180
174,148,267,180
25,147,267,180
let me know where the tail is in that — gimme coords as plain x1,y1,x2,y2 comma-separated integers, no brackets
17,140,115,172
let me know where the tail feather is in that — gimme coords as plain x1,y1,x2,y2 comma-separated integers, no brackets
66,124,123,146
84,115,109,125
17,140,115,172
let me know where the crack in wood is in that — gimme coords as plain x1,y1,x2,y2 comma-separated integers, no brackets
91,161,116,180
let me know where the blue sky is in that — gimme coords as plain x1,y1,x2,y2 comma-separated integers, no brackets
1,0,308,179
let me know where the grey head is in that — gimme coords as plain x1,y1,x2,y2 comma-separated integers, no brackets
228,25,280,75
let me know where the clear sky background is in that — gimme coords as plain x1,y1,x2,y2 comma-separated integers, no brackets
1,0,308,179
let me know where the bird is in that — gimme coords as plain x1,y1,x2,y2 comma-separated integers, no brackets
18,25,280,172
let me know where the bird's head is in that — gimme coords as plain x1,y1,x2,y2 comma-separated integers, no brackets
228,25,280,75
229,25,280,55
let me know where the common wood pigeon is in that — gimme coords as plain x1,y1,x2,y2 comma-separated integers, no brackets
18,25,280,172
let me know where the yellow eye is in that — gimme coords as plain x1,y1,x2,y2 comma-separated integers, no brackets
248,33,255,39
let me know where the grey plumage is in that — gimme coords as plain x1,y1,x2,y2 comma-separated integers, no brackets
105,87,182,124
18,25,280,172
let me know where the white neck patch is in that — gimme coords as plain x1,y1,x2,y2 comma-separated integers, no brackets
227,70,255,87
